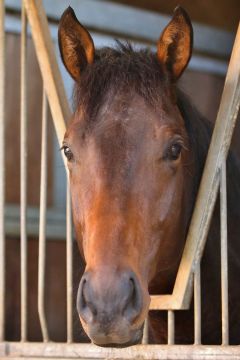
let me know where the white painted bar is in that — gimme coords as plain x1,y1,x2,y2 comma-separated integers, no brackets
168,310,175,345
66,180,73,343
194,262,201,345
142,317,148,345
0,0,5,342
20,3,27,341
38,90,49,342
220,160,229,345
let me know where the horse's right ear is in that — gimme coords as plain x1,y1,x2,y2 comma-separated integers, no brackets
58,7,95,82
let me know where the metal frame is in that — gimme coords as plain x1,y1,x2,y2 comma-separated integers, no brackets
151,21,240,310
0,0,240,357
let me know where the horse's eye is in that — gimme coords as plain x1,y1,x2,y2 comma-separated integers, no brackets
168,143,182,160
63,146,73,161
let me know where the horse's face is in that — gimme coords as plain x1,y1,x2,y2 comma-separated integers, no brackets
59,6,193,346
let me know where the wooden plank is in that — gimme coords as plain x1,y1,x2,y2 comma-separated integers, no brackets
1,342,240,359
23,0,69,149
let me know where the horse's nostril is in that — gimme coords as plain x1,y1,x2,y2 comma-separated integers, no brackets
77,275,97,324
80,279,87,307
123,275,142,324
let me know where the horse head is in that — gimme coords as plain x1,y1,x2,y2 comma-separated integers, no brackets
58,6,194,346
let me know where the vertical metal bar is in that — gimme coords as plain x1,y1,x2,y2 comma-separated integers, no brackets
20,3,28,342
66,179,73,343
220,159,229,345
38,90,49,342
142,316,148,344
168,310,175,345
194,262,201,344
0,0,5,342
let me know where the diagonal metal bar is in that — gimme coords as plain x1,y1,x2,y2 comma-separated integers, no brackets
150,22,240,310
23,0,70,150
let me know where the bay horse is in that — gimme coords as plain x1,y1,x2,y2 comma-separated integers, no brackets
58,7,240,346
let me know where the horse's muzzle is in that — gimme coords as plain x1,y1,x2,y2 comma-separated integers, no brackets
77,269,148,346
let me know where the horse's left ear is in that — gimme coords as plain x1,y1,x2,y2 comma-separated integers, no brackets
157,7,193,81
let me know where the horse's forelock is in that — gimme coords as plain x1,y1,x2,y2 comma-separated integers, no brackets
73,41,169,122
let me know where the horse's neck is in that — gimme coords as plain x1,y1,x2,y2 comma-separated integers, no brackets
149,263,179,294
149,162,197,295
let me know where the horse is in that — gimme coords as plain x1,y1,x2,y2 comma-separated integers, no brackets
58,6,240,346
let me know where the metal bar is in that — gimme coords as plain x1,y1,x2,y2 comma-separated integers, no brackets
141,316,148,344
168,310,175,345
2,342,240,359
194,262,201,345
66,180,73,343
38,90,49,342
23,0,70,151
0,0,5,342
20,3,28,341
220,160,229,345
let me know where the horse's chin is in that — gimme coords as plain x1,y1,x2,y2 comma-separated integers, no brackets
93,338,141,348
89,327,143,348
